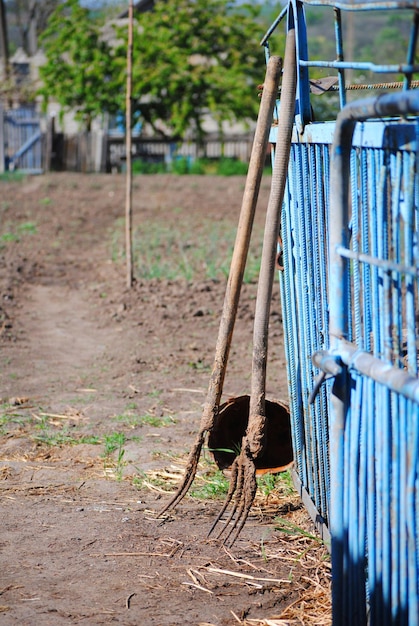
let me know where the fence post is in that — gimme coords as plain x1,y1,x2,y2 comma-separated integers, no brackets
0,104,5,173
44,114,55,172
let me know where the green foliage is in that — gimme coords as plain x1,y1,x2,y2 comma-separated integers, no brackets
170,157,190,175
39,0,266,136
131,156,250,176
38,0,122,130
37,0,413,139
216,157,248,176
115,0,265,141
132,160,167,174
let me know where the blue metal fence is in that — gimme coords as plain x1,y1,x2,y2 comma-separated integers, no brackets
265,0,419,623
328,92,419,625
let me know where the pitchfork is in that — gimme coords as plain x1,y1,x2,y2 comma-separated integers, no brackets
160,31,296,543
159,54,283,518
207,27,297,545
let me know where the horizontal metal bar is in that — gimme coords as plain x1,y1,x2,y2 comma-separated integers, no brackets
270,117,419,149
332,79,419,91
337,339,419,404
312,350,343,376
336,245,419,276
299,60,419,74
301,0,419,10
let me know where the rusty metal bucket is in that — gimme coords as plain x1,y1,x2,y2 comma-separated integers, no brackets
208,394,293,475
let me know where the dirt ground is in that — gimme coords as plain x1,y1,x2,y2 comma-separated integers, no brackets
0,173,331,625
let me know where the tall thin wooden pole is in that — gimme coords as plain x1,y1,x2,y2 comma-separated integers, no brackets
0,0,10,81
125,0,134,288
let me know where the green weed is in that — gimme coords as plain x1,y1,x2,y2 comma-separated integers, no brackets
102,432,126,481
34,432,100,446
103,432,126,456
113,412,143,428
111,214,262,283
0,404,30,434
137,413,174,428
133,457,228,499
147,389,162,399
275,469,294,496
17,221,37,235
255,470,295,499
188,359,211,373
0,221,38,245
0,232,19,243
189,468,229,499
257,473,281,498
132,469,167,490
274,517,324,544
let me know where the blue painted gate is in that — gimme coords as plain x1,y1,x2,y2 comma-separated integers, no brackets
2,107,43,174
265,1,419,623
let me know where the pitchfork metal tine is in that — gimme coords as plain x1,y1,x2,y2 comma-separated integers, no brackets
218,451,257,545
207,457,239,538
215,458,246,540
227,466,258,546
158,433,205,516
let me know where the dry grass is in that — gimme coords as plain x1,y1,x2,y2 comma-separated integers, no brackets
140,457,332,626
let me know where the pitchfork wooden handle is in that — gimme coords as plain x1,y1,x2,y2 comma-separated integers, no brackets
201,55,283,431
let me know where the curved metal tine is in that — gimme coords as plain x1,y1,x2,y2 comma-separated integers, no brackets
227,461,258,546
207,457,240,538
215,456,246,540
220,451,257,546
159,433,204,516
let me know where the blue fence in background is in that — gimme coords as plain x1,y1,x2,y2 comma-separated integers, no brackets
2,107,43,174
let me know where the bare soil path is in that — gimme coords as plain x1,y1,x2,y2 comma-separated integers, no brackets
0,174,330,625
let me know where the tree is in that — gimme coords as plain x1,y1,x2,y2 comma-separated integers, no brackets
16,0,60,55
118,0,265,142
38,0,121,130
38,0,270,137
